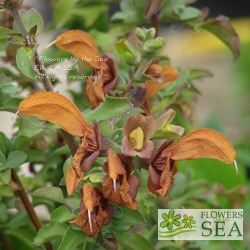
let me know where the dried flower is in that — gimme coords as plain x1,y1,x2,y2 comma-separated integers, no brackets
56,30,118,108
143,65,179,98
122,114,156,159
148,129,237,196
19,92,100,195
70,184,113,238
102,150,140,210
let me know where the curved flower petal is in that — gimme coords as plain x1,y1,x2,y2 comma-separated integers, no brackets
167,128,236,164
19,92,94,137
137,140,153,159
56,30,102,69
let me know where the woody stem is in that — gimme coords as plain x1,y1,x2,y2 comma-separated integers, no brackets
11,170,52,250
8,5,79,249
151,14,159,37
9,5,79,156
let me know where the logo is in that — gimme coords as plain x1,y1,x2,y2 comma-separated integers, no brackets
158,209,243,240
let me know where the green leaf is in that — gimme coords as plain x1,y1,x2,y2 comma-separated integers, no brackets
163,68,190,96
3,97,24,112
72,4,108,28
0,186,14,197
112,206,145,226
53,145,71,156
82,96,133,124
58,225,85,250
0,83,17,102
16,45,38,79
153,129,181,140
51,206,76,224
6,212,30,229
176,6,200,20
19,116,44,138
113,231,154,250
6,228,34,250
23,149,46,162
34,223,68,246
187,68,213,81
32,187,65,204
8,33,26,46
114,39,140,65
143,37,165,53
5,151,27,169
83,172,105,183
54,0,75,28
0,204,8,223
0,27,12,40
13,8,44,36
10,135,31,151
0,169,11,184
200,16,240,60
0,151,6,169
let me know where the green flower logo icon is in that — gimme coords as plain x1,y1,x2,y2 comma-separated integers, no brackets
182,214,196,228
160,209,181,230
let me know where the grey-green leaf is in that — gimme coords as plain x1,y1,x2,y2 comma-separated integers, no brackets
201,16,241,60
32,187,65,204
114,39,140,65
82,96,133,124
113,231,154,250
51,206,76,224
0,151,6,169
112,206,145,226
19,116,44,138
58,225,85,250
5,151,27,169
16,45,38,79
34,223,68,246
13,8,44,36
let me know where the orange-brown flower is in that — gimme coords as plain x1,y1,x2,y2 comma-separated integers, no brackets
148,129,237,196
143,65,179,98
102,150,140,210
18,92,100,195
70,184,113,238
56,30,118,108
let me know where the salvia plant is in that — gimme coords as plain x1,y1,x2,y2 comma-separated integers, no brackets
0,0,246,249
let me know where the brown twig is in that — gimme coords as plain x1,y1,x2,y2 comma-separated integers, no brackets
151,14,159,37
8,4,79,250
9,5,79,155
11,170,52,250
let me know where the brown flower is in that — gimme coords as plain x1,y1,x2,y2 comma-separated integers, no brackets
18,92,100,195
66,120,101,195
70,184,113,238
143,65,179,98
102,150,140,210
122,114,156,159
56,30,118,108
148,129,237,196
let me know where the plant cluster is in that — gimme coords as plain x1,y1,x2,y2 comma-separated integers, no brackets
0,0,247,249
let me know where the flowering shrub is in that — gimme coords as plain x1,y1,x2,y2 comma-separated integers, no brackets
0,0,246,249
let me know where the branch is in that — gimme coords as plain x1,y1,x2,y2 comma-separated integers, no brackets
151,14,159,37
9,5,79,155
8,5,79,250
11,170,52,250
